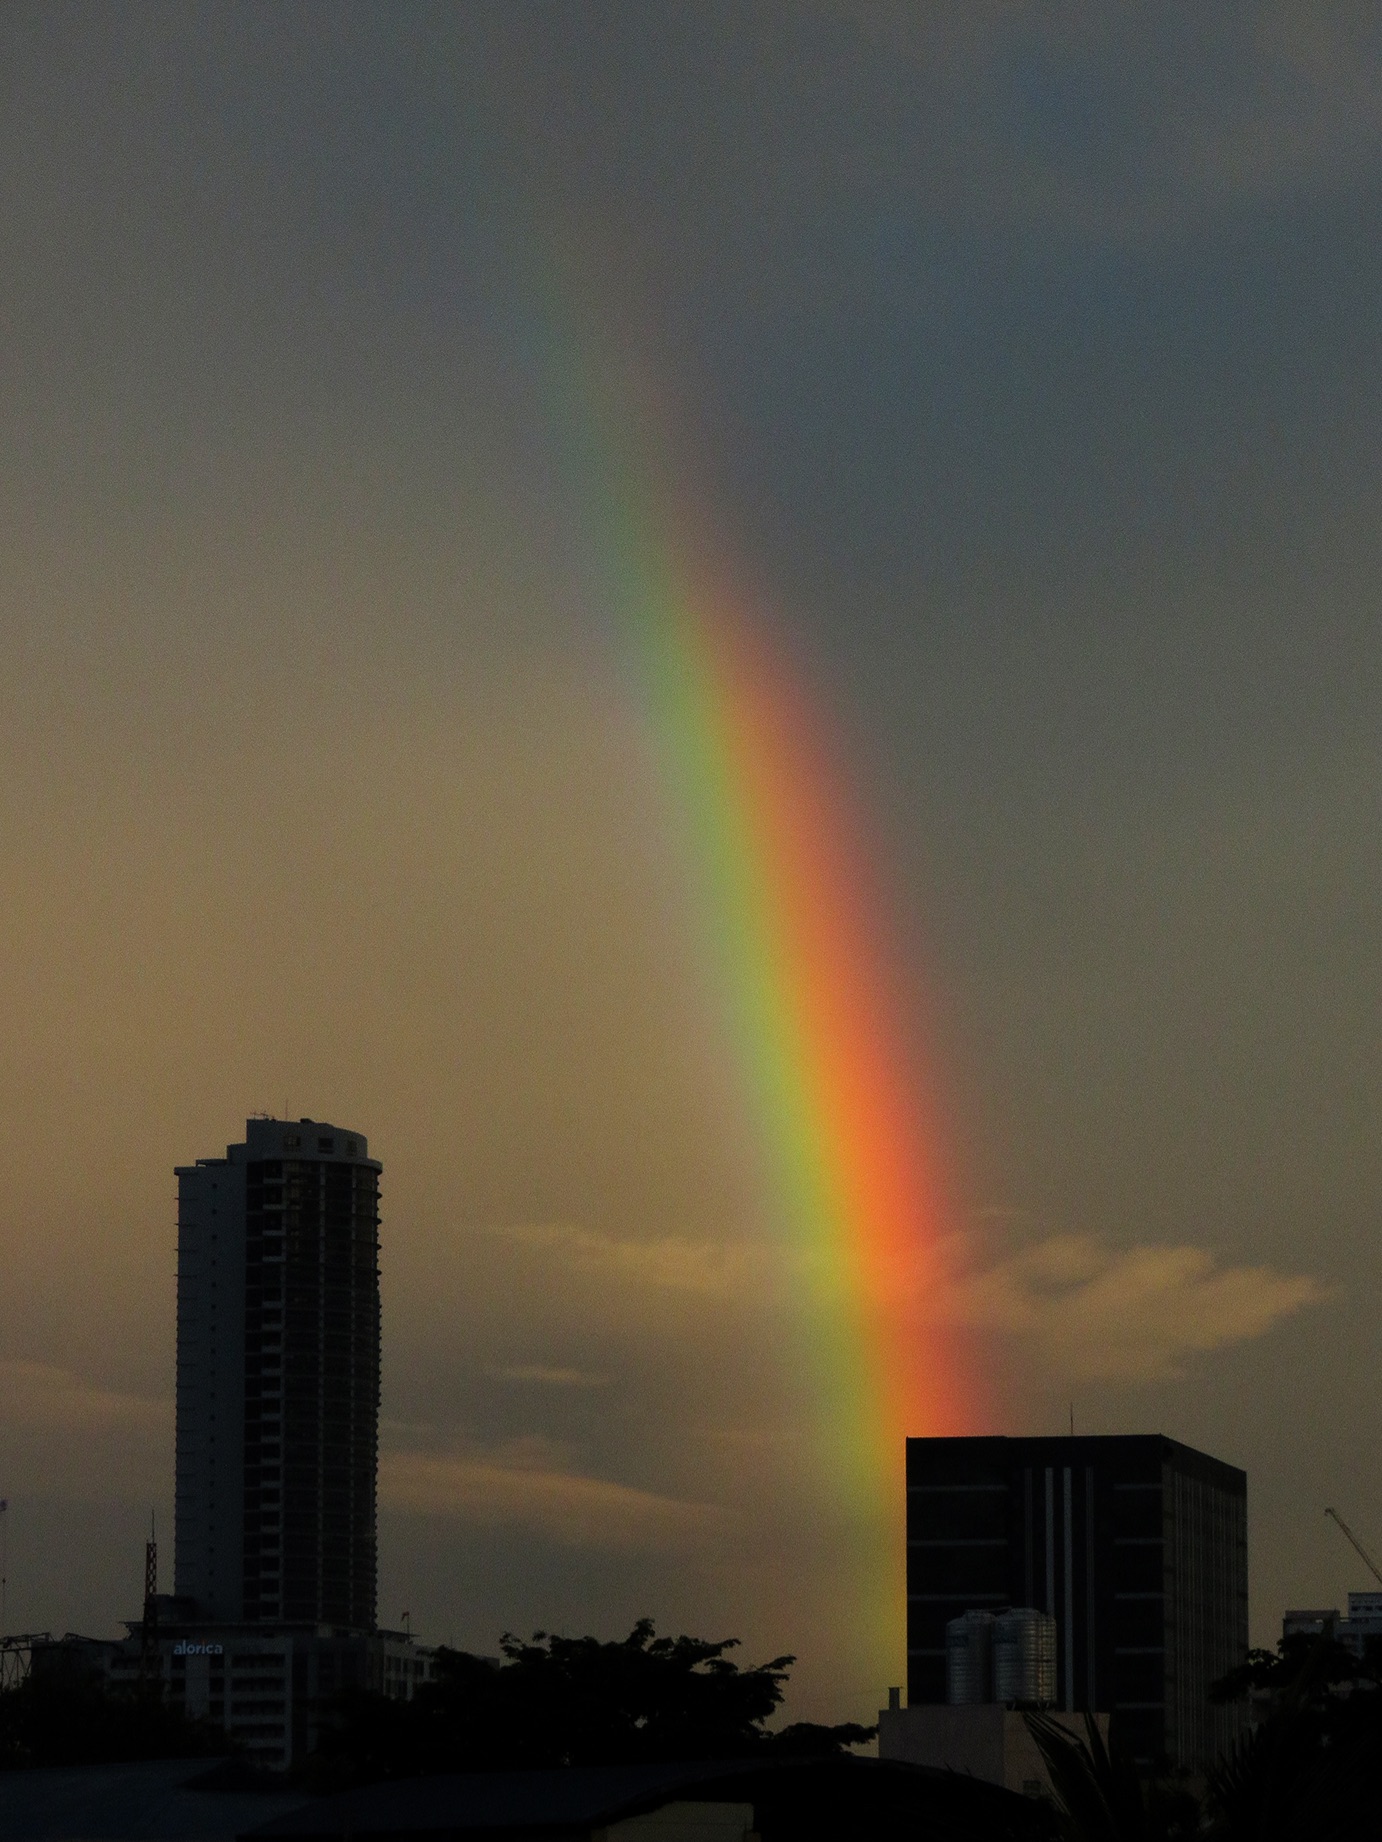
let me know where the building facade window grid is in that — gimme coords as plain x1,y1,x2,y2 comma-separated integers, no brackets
906,1435,1247,1769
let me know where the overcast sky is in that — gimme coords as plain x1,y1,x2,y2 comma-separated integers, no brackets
3,2,1382,1721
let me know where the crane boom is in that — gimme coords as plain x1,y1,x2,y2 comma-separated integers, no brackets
1325,1506,1382,1587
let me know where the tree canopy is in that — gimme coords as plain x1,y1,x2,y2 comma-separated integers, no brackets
310,1619,875,1785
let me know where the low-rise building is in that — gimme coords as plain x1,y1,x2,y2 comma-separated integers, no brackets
877,1690,1104,1799
1283,1591,1382,1659
30,1605,434,1772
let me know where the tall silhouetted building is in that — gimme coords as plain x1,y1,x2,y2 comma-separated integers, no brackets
906,1435,1247,1767
31,1117,428,1773
174,1118,381,1629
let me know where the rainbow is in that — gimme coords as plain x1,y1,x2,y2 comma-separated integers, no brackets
550,336,980,1666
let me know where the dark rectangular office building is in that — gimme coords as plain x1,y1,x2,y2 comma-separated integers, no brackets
906,1435,1247,1767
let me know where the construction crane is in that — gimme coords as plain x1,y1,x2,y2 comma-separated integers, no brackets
1325,1506,1382,1587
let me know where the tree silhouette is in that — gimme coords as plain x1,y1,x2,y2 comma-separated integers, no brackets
1023,1713,1166,1842
310,1619,875,1785
1203,1633,1381,1840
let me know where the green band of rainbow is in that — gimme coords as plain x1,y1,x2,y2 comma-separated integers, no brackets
546,323,980,1675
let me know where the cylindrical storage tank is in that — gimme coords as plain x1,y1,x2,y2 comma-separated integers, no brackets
992,1607,1058,1706
945,1609,995,1704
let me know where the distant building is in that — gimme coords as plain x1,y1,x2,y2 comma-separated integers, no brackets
30,1616,433,1772
1281,1608,1339,1640
906,1435,1248,1768
175,1118,382,1627
1341,1591,1382,1654
1283,1591,1382,1658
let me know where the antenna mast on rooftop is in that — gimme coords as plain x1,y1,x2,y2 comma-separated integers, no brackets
139,1513,159,1689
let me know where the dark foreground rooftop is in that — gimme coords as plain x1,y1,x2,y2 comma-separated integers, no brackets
248,1760,749,1838
0,1755,1049,1842
0,1758,304,1841
247,1755,1047,1842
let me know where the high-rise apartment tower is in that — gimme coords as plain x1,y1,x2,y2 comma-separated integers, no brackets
174,1118,381,1630
907,1435,1247,1768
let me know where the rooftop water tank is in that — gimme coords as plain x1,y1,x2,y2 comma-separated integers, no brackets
945,1610,995,1704
992,1607,1057,1706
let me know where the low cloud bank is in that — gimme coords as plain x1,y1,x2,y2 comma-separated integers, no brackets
380,1444,728,1551
0,1361,170,1432
938,1233,1325,1381
486,1215,1322,1387
490,1364,608,1388
492,1224,771,1295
